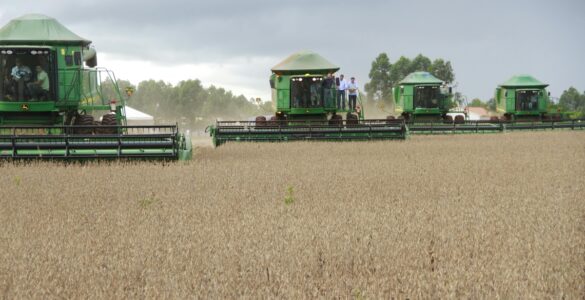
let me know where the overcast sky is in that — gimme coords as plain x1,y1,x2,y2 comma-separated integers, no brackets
1,0,584,103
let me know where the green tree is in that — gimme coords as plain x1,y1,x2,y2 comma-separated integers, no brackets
486,98,496,111
364,53,392,105
469,98,486,108
130,80,172,116
388,56,412,86
429,59,454,83
452,92,465,108
99,79,134,103
409,54,432,73
559,87,584,111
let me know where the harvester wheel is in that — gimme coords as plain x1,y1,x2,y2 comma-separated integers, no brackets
346,113,359,125
443,115,453,123
329,114,343,126
386,115,396,124
269,116,278,126
74,114,95,134
542,114,561,122
454,115,465,124
255,116,267,127
489,116,500,123
98,114,118,134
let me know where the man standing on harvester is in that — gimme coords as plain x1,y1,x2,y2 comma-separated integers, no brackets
347,76,359,111
336,74,348,110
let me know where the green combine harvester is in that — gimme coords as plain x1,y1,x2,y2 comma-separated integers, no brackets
208,50,407,146
0,14,191,160
393,71,454,122
392,72,584,134
392,71,498,133
495,75,553,121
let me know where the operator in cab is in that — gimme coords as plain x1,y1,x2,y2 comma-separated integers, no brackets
27,65,50,101
10,58,32,100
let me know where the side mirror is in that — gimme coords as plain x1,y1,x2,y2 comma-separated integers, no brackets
548,91,550,96
449,87,452,94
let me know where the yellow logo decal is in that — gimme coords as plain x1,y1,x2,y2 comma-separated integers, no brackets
21,104,29,111
125,87,135,97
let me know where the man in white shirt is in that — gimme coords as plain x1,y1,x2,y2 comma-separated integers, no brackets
336,74,348,110
347,77,359,111
10,58,32,100
11,58,32,81
27,65,50,101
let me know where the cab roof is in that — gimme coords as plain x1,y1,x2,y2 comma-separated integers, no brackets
399,72,444,85
271,50,339,74
0,14,91,46
499,75,548,88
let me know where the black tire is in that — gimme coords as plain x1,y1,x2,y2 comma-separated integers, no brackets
346,113,359,125
329,114,343,126
99,114,118,134
255,116,267,127
74,114,94,134
454,115,465,124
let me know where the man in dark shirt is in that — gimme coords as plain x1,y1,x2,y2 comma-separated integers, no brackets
321,73,334,107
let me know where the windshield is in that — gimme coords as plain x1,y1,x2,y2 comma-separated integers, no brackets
413,85,441,109
516,90,539,111
290,76,326,108
0,48,57,102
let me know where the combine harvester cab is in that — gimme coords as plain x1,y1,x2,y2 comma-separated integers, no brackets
209,50,407,146
0,14,192,160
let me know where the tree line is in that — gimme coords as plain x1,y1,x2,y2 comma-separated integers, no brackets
557,87,585,117
100,79,272,131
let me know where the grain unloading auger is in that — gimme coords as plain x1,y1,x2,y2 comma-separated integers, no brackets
208,50,407,146
0,14,192,160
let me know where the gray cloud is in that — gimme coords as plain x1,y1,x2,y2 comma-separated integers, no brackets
1,0,584,100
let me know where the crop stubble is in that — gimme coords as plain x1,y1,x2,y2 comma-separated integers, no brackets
0,131,584,298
